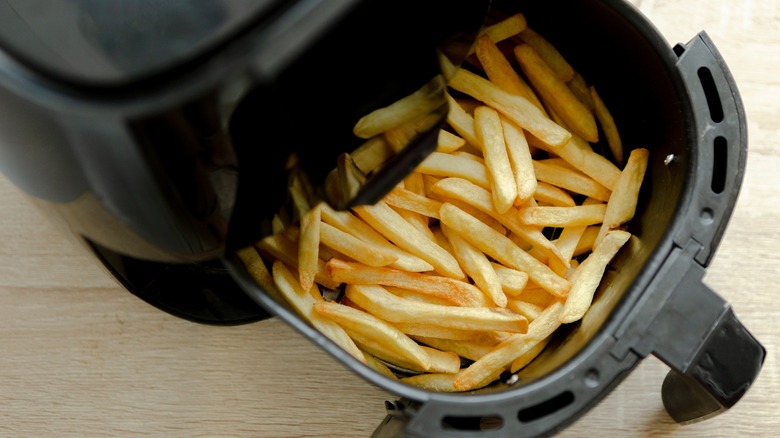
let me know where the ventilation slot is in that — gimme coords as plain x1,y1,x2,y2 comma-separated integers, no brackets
517,391,575,423
697,67,724,123
711,136,728,194
441,415,503,431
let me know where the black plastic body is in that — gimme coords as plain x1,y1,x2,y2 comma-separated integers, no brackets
224,0,765,436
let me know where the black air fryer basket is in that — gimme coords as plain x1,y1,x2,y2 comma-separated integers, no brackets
225,0,764,436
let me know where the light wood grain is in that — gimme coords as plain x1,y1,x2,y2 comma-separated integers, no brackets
1,1,779,436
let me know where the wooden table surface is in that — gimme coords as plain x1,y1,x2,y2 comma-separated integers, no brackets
1,1,778,436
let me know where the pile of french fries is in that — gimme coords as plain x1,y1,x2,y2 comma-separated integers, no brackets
238,12,649,392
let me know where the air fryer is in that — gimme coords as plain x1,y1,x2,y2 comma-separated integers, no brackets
0,0,765,437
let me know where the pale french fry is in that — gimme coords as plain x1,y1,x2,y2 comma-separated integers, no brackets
399,325,509,345
560,230,632,324
590,86,624,165
517,204,607,228
383,187,443,219
416,151,490,189
385,286,455,307
595,148,649,247
573,226,600,257
514,44,597,143
550,226,587,275
271,262,365,363
454,97,482,115
534,181,576,207
319,203,433,272
533,160,611,202
474,106,517,214
441,224,507,307
501,117,537,205
506,300,545,321
401,373,461,392
414,336,500,362
319,222,397,267
510,335,552,372
420,346,461,374
453,301,563,390
392,204,434,242
448,68,571,147
445,93,480,147
353,76,446,139
492,263,530,296
345,284,527,333
364,353,398,380
432,178,566,267
327,258,487,307
475,35,545,113
516,28,576,83
314,301,431,371
437,129,467,153
404,172,425,195
298,205,321,291
440,203,570,297
256,233,340,289
468,13,528,54
354,201,463,279
532,135,621,190
452,150,484,163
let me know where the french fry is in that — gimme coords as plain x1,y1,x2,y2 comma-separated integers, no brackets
414,336,500,362
468,13,528,54
440,203,570,297
298,205,321,291
319,203,433,272
345,284,527,333
327,258,487,307
573,226,600,257
506,299,545,321
448,67,571,147
452,150,484,163
398,325,509,345
441,224,507,307
568,73,594,110
532,135,621,191
354,201,463,279
364,353,398,380
492,263,529,296
385,286,455,307
314,301,431,371
383,187,443,219
401,373,461,392
514,44,597,142
428,194,508,237
533,160,611,202
475,106,517,214
475,35,545,113
560,230,631,324
453,301,563,390
271,262,365,363
437,129,467,153
236,246,280,297
350,137,394,174
501,117,537,205
319,222,396,267
256,233,340,289
590,86,624,165
534,181,576,207
595,148,649,247
516,28,576,83
353,76,446,139
510,335,552,372
445,93,480,147
416,151,490,189
516,287,554,308
420,346,461,374
517,204,607,228
550,226,587,275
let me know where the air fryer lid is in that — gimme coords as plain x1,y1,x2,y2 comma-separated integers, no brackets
225,0,765,436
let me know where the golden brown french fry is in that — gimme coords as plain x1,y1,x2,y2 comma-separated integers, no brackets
506,299,545,321
385,286,455,307
298,205,321,291
533,160,611,202
383,187,443,219
474,106,517,214
441,224,507,307
510,335,552,372
516,28,576,83
401,373,461,392
560,230,631,324
345,284,527,333
327,258,487,307
271,261,365,363
319,222,397,267
455,97,482,115
452,150,484,163
517,204,607,228
445,93,480,147
416,151,490,189
448,68,571,147
237,246,279,297
439,203,570,297
475,35,545,113
514,44,597,143
590,86,624,165
501,117,537,205
319,203,433,272
437,129,467,153
453,301,563,390
364,353,398,380
492,263,529,297
314,301,431,371
256,233,340,289
354,201,463,279
595,148,649,247
573,226,600,257
420,346,461,374
532,135,621,191
468,13,528,55
550,226,587,275
515,287,554,308
414,336,500,362
534,181,576,207
353,76,446,139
